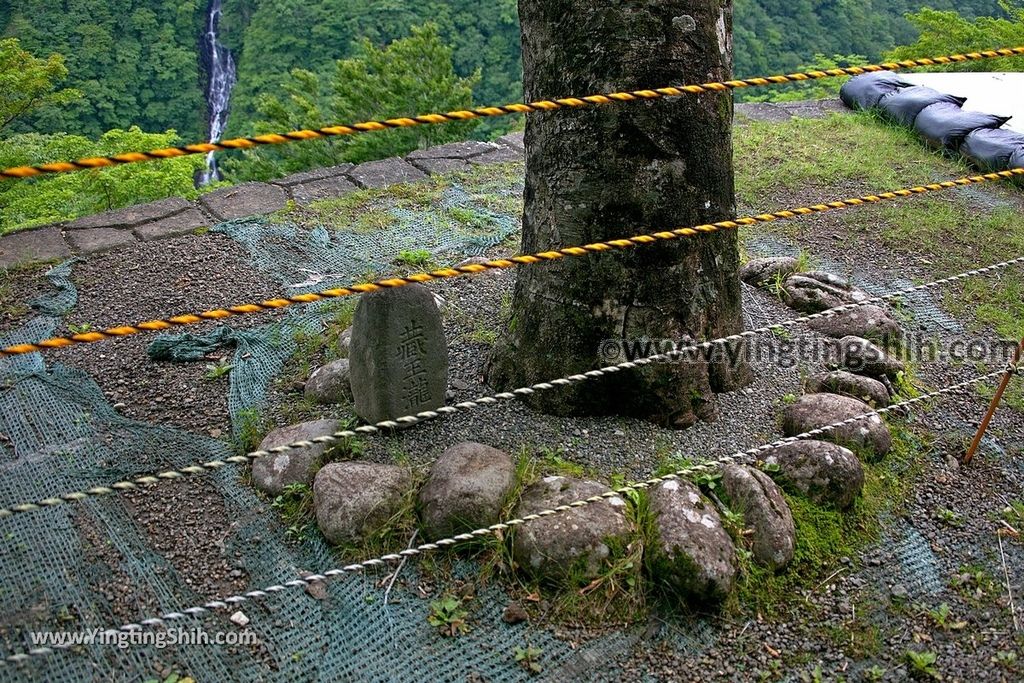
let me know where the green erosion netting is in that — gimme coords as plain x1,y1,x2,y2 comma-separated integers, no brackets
4,173,1004,680
213,183,520,293
0,177,721,681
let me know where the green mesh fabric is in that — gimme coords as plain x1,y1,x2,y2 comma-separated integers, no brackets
0,182,694,681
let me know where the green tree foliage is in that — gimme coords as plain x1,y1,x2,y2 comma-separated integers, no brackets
219,0,519,139
733,0,1005,78
3,0,207,139
0,127,204,234
885,1,1024,70
743,53,870,103
221,23,479,182
0,38,81,133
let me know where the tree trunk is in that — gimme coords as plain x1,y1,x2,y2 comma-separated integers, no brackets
487,0,750,428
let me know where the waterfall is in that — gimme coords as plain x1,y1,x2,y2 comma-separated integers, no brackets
197,0,237,186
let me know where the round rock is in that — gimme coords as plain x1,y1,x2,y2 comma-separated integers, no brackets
418,442,515,538
252,419,343,496
808,304,903,343
836,335,904,380
721,465,795,571
512,477,632,581
739,256,800,286
781,272,869,313
765,440,865,509
806,370,890,407
647,479,737,602
304,358,353,404
782,394,892,459
313,462,413,545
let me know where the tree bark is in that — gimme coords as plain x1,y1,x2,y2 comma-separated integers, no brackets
487,0,750,428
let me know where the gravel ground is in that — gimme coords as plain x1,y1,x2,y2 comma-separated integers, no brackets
2,165,1023,681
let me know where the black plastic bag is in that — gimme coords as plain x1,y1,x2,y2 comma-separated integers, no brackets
878,86,966,127
840,72,914,110
960,128,1024,171
914,102,1012,150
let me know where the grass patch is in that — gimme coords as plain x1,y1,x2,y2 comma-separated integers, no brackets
733,112,964,206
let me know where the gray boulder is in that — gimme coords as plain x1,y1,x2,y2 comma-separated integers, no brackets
252,419,343,496
739,256,801,286
782,394,892,459
808,304,903,343
313,462,413,545
419,442,515,538
836,335,904,381
647,479,737,602
721,465,795,571
806,370,890,407
765,440,865,509
512,477,632,581
781,271,869,313
304,358,353,404
349,283,448,424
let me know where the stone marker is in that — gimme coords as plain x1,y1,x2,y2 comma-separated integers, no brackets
418,442,515,538
251,419,342,496
721,465,795,571
313,461,412,545
349,283,448,424
782,394,892,459
647,479,737,602
765,440,865,509
512,476,632,581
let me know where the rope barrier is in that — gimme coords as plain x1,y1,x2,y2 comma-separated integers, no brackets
2,363,1011,666
2,47,1022,181
3,167,1023,360
2,253,1020,520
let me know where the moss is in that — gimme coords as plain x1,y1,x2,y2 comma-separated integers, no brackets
735,423,924,614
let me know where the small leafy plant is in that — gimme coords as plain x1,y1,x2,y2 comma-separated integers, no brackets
67,322,93,334
925,602,965,631
204,358,234,381
427,595,470,637
395,249,433,269
905,650,939,679
514,645,543,675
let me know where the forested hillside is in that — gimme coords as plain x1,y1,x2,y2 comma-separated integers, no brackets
2,0,1015,142
2,0,1022,234
733,0,1004,75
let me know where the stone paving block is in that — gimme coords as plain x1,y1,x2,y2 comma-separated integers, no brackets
347,157,427,189
408,157,472,175
65,227,137,254
65,196,193,230
274,164,354,187
495,131,525,152
291,176,358,204
133,208,210,241
735,102,792,123
469,147,524,164
0,226,72,268
406,141,496,160
199,182,288,220
778,99,846,119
